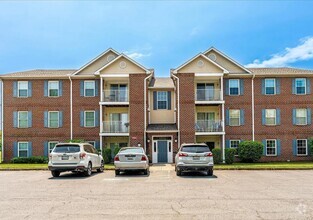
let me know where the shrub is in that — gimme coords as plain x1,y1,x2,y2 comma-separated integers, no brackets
225,148,236,164
65,139,85,143
212,148,222,164
103,148,112,164
308,138,313,157
237,141,263,163
113,146,121,156
11,156,48,164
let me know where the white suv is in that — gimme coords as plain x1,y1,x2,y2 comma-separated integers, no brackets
48,143,104,177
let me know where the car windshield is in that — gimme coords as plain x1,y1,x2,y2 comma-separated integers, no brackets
119,148,143,154
181,146,210,153
53,145,80,153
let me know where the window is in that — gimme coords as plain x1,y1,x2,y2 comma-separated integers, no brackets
85,111,95,127
297,139,307,156
229,79,239,95
229,109,240,126
295,78,306,95
18,81,28,97
265,109,276,125
48,81,59,97
266,139,276,156
18,142,28,157
230,140,240,149
48,111,59,128
296,109,307,125
265,79,275,95
18,111,28,128
48,142,58,153
84,81,95,97
157,91,168,109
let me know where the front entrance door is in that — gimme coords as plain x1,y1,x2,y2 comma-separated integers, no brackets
157,141,168,163
206,142,215,151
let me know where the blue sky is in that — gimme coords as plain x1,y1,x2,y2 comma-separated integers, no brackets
1,1,313,76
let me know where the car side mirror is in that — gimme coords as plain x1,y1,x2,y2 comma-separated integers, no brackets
97,150,101,155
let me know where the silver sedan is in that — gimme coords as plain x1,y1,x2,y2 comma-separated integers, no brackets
114,147,149,175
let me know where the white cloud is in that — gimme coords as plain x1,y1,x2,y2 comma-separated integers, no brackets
125,52,151,59
246,37,313,68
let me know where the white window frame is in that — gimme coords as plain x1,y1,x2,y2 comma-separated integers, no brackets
296,109,307,125
230,140,240,149
265,109,276,126
84,111,95,127
229,109,240,126
18,142,28,157
48,81,59,97
86,141,96,147
265,78,276,95
157,91,168,110
18,111,28,128
48,141,59,153
297,139,308,156
48,111,59,128
18,81,29,98
84,80,96,97
266,139,277,156
295,78,306,95
229,79,240,96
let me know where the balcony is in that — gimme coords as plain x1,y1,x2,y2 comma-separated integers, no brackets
100,90,129,105
195,89,223,104
100,121,129,136
195,120,224,135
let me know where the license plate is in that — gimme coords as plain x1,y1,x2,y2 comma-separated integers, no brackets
127,157,134,160
61,156,69,160
193,156,200,160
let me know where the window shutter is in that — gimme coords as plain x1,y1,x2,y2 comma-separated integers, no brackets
292,79,296,94
167,91,171,110
95,80,99,96
308,141,311,156
28,142,32,157
95,110,100,127
225,109,229,126
262,140,266,156
80,80,84,96
28,81,32,97
276,79,280,94
292,109,296,125
13,81,18,97
13,111,18,128
95,141,100,150
240,109,245,126
225,79,229,96
276,109,281,125
80,111,84,127
13,142,18,157
59,81,63,96
239,79,244,95
306,78,311,94
261,79,265,95
28,111,32,128
277,139,281,156
44,81,48,97
307,108,311,125
44,111,48,127
262,109,266,125
225,140,230,149
59,111,63,127
153,91,157,110
44,142,49,157
292,139,297,156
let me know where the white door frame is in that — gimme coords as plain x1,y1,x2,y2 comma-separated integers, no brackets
151,135,173,164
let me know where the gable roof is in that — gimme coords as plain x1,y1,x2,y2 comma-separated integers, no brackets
72,48,120,75
248,67,313,76
94,53,151,74
149,77,175,88
172,53,229,74
204,47,252,74
0,69,76,78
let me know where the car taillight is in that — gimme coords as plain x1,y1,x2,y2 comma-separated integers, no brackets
114,156,120,161
80,152,86,159
179,153,188,157
206,152,213,157
141,156,147,161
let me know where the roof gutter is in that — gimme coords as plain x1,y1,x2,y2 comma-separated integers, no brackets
171,73,180,149
68,76,73,140
252,74,255,141
144,73,153,153
1,80,3,162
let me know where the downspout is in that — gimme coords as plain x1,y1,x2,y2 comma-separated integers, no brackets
252,74,255,141
171,73,180,149
1,80,3,162
68,76,73,140
144,73,153,153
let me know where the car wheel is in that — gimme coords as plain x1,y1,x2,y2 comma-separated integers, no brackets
207,169,213,176
115,170,120,176
97,161,104,173
176,169,182,176
51,171,60,177
143,168,149,175
84,162,92,177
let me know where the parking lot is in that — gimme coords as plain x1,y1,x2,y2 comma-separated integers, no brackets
0,165,313,220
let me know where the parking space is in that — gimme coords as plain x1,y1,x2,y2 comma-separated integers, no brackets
0,168,313,219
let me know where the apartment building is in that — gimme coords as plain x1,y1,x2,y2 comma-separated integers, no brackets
1,47,312,163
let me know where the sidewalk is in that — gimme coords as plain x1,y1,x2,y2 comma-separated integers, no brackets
150,163,174,171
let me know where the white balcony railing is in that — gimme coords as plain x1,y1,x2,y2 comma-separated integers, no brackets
102,90,129,102
102,121,129,133
196,89,221,101
195,120,223,132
